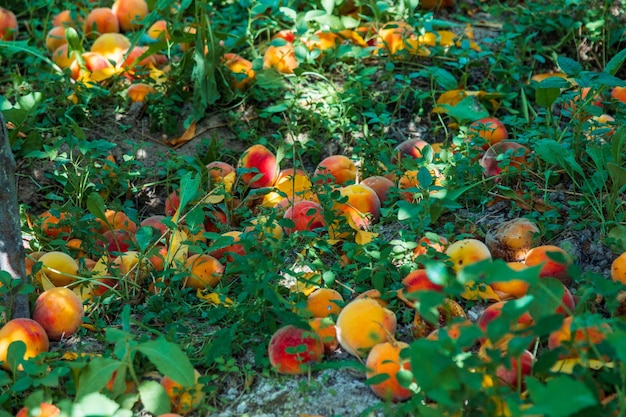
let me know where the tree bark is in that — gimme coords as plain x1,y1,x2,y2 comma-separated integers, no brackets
0,112,30,319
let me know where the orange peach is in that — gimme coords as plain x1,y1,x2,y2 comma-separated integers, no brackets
147,20,169,41
52,44,77,69
208,231,245,263
490,262,530,300
305,288,344,318
480,141,530,178
32,287,84,340
335,297,397,357
207,161,236,191
468,117,508,149
0,7,17,41
611,252,626,284
97,210,137,234
111,251,151,283
0,318,49,371
183,254,224,289
375,21,421,55
261,168,314,208
160,369,204,415
332,184,381,229
268,325,324,374
365,340,413,402
283,200,326,235
397,269,444,308
223,53,255,90
314,155,357,186
45,26,67,53
126,83,156,103
25,251,45,276
308,317,339,354
242,215,284,239
485,217,540,262
84,7,119,38
263,42,298,74
238,144,279,189
305,31,341,51
361,176,394,204
15,402,61,417
413,233,448,259
39,210,72,239
69,52,114,82
445,238,492,273
355,289,388,307
53,10,83,28
426,319,473,342
397,168,445,202
412,298,466,339
391,139,429,165
548,316,611,358
36,251,79,287
477,301,534,334
525,245,573,284
91,32,131,65
112,0,149,32
611,86,626,104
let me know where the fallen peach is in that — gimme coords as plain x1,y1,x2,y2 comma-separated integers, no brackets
39,210,72,239
485,217,540,262
397,269,444,308
366,340,413,402
36,251,79,287
480,141,530,178
332,184,381,229
283,200,326,235
314,155,357,186
223,53,255,90
477,301,534,334
305,288,344,318
261,168,314,208
32,287,84,340
391,139,429,165
611,252,626,284
147,20,169,41
413,233,448,259
45,26,67,53
69,52,114,82
494,349,534,390
490,262,530,300
308,317,339,354
97,209,137,234
183,254,224,289
548,316,611,358
412,298,466,339
361,176,394,205
52,44,77,69
335,297,397,357
0,7,18,41
126,83,156,103
91,33,131,65
468,117,508,149
160,369,204,415
112,0,149,32
15,402,60,417
0,318,49,371
263,42,298,74
208,231,246,263
238,144,279,189
206,161,236,191
445,238,492,273
397,168,445,202
525,245,573,284
268,325,324,374
84,7,119,38
98,229,135,255
53,10,83,28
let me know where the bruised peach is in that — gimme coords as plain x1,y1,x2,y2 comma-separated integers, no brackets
314,155,357,186
309,317,339,354
15,402,61,417
91,33,131,65
0,318,49,371
262,168,314,208
445,238,492,273
160,369,204,415
412,298,466,339
392,139,429,165
365,340,413,402
45,26,67,53
268,325,324,374
0,7,17,41
361,176,394,205
223,53,255,90
336,297,397,357
397,269,443,308
32,287,84,340
611,252,626,284
468,117,508,149
548,316,611,358
480,141,530,178
36,251,79,287
208,231,246,263
283,200,326,235
305,288,344,318
112,0,149,32
332,184,381,229
490,262,530,300
485,217,540,262
84,7,119,38
525,245,573,284
183,254,224,289
238,144,279,189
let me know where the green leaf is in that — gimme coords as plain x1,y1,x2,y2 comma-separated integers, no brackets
76,357,122,399
135,226,153,253
536,87,561,109
557,56,582,76
397,200,423,221
527,278,567,321
176,172,201,217
526,375,597,417
6,341,26,370
607,162,626,188
138,380,171,415
87,192,108,223
135,338,195,387
605,47,626,75
534,139,584,175
74,392,123,416
443,96,489,124
538,77,571,89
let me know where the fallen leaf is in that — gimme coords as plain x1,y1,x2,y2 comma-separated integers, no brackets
167,120,197,147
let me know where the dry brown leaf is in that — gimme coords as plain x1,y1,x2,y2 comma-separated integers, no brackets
167,120,197,147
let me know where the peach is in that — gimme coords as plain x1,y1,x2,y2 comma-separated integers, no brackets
45,26,67,53
548,316,611,358
304,31,341,51
140,215,169,236
490,262,531,300
147,20,169,41
223,53,255,90
412,298,466,339
32,287,84,340
494,350,534,390
15,402,61,417
36,251,79,287
69,52,114,82
308,317,339,354
208,231,246,263
283,200,326,235
611,86,626,104
119,46,156,78
611,252,626,284
53,10,83,28
268,325,324,374
164,191,180,216
39,210,72,239
426,320,473,342
413,233,448,259
160,369,204,415
243,215,284,239
391,139,429,165
261,168,314,208
112,0,149,32
25,251,45,277
84,7,119,38
365,340,413,402
332,184,381,229
238,144,279,189
111,251,151,283
361,176,394,205
91,33,131,65
183,254,224,289
525,245,573,284
98,229,135,255
530,72,567,83
468,117,508,149
305,288,344,318
375,21,421,55
445,238,492,273
206,161,236,192
52,44,77,70
335,297,397,357
355,289,389,307
0,7,17,40
314,155,357,186
480,141,530,178
263,43,298,74
485,217,540,262
203,209,228,233
397,168,445,202
0,318,49,371
478,301,534,333
397,269,444,308
126,83,156,103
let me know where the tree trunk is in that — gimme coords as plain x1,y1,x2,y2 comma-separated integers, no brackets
0,112,30,319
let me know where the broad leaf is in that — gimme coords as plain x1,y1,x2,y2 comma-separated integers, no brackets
76,357,122,399
135,338,195,387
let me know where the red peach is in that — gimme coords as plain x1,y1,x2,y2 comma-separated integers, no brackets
0,318,49,371
206,161,236,191
391,139,429,165
32,287,84,340
208,231,246,263
53,10,83,28
468,117,508,149
147,20,169,41
112,0,149,32
84,7,119,38
611,86,626,104
548,316,611,357
268,325,324,374
397,269,443,308
366,340,413,402
98,229,135,255
525,245,573,284
283,200,326,235
480,141,530,178
477,301,534,334
164,191,180,217
126,83,156,103
361,176,394,204
69,52,114,82
495,350,534,390
314,155,357,185
0,7,18,41
305,288,344,318
413,233,448,259
238,144,279,189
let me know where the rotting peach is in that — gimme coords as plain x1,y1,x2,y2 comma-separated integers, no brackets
208,231,246,263
305,288,344,318
183,254,224,289
412,298,466,339
36,251,79,287
490,262,530,300
15,402,61,417
361,176,394,205
308,317,339,354
480,141,530,178
0,318,49,371
445,238,492,273
332,184,381,229
160,369,204,415
468,117,508,149
238,144,279,189
32,287,84,341
611,252,626,284
548,316,611,358
261,168,314,208
283,200,326,235
112,0,149,32
84,7,119,38
391,139,429,165
485,217,540,262
223,53,256,90
45,26,67,53
335,297,397,357
314,155,357,186
91,32,131,65
397,269,444,308
525,245,573,284
268,325,324,374
0,7,18,41
126,83,156,103
365,340,413,402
